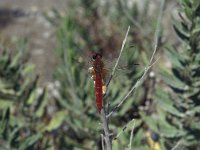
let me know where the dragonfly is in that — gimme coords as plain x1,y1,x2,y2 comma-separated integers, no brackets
88,50,139,113
88,53,108,112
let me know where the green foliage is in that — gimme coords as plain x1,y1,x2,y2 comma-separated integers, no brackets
3,0,200,150
0,42,47,149
155,0,200,149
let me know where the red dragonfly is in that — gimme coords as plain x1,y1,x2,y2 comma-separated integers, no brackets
88,50,138,112
88,53,108,112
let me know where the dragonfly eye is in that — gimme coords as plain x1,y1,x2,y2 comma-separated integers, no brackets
92,54,97,60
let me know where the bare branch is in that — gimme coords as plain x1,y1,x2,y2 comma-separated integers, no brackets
128,121,136,150
113,118,135,141
106,26,130,89
107,0,165,118
100,108,112,150
107,57,160,118
171,140,182,150
101,134,105,150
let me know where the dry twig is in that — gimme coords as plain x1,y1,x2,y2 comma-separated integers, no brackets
171,140,182,150
106,0,165,118
101,134,105,150
106,26,130,89
128,121,136,150
113,118,135,141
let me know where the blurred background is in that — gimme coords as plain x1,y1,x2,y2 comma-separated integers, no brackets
0,0,200,150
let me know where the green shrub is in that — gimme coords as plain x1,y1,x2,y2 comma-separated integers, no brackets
0,41,47,149
155,0,200,149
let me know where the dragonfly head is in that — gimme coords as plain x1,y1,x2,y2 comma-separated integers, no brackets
92,53,102,60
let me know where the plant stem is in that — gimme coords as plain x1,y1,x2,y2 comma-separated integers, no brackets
106,26,130,89
100,108,112,150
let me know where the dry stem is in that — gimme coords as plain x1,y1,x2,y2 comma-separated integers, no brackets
100,108,112,150
106,0,165,118
106,26,130,89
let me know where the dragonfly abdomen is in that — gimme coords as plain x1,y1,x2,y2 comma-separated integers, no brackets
95,73,103,112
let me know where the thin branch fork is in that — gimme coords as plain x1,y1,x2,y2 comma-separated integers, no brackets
113,118,135,141
106,0,165,118
107,58,159,118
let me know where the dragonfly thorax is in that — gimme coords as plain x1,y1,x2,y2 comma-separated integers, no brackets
93,60,103,74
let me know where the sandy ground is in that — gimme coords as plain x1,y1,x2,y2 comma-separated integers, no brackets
0,0,68,85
